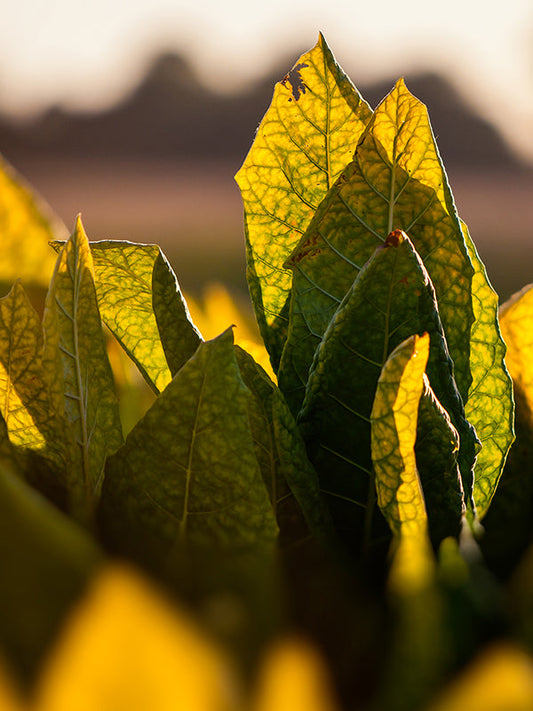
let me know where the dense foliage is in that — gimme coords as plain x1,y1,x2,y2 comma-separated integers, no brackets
1,34,533,711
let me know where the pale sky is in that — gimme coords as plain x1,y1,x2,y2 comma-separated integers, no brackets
0,0,532,159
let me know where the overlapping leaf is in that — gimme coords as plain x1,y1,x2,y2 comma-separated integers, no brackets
279,78,475,419
43,218,123,521
415,382,463,546
0,282,56,455
235,34,372,369
371,334,448,711
54,240,202,394
297,232,474,550
234,346,332,546
0,155,65,288
99,329,278,604
481,284,533,573
370,333,430,542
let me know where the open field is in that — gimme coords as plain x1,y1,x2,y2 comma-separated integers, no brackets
13,156,533,303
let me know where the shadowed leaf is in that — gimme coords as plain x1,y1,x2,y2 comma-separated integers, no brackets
99,329,278,612
297,233,474,552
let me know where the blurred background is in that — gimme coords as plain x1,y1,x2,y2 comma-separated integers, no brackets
0,0,531,302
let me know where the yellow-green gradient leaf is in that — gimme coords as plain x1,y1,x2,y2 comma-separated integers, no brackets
0,155,66,288
34,566,238,711
235,33,372,369
461,221,514,518
52,241,202,395
43,218,123,520
0,282,53,455
370,333,430,541
281,78,475,417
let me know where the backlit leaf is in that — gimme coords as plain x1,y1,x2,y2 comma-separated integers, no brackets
34,566,238,711
370,333,429,542
280,78,475,425
461,221,514,518
99,329,278,610
55,240,202,394
370,334,448,710
0,281,57,456
0,155,65,288
235,34,372,369
297,233,473,551
480,284,533,573
43,218,123,521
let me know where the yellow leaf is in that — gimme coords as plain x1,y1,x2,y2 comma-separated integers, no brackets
0,156,65,288
186,284,275,380
34,566,240,711
250,638,339,711
500,283,533,418
0,654,24,711
426,644,533,711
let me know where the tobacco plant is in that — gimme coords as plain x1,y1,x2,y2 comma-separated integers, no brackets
1,33,533,711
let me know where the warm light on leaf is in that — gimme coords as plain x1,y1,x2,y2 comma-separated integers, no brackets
0,156,65,288
371,333,430,545
236,34,372,368
187,284,275,380
43,217,123,520
499,283,533,415
250,638,340,711
34,566,240,711
425,644,533,711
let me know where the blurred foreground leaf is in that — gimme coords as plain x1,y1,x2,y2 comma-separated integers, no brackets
99,329,278,643
0,156,65,289
34,566,238,711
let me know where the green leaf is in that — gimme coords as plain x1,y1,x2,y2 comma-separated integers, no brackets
0,415,100,685
234,345,332,547
235,33,372,369
460,221,514,518
0,154,66,288
52,240,202,395
280,78,475,421
296,232,474,552
43,217,123,521
99,329,278,602
416,382,464,547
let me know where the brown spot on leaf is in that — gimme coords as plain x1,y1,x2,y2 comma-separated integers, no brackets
385,229,406,248
280,62,310,102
